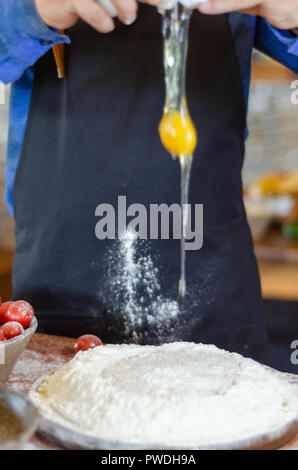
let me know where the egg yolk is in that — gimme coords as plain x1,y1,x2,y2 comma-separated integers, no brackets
159,109,197,157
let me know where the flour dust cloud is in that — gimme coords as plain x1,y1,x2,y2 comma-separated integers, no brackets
104,231,181,343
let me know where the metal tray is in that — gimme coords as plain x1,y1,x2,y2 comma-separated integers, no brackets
29,369,298,450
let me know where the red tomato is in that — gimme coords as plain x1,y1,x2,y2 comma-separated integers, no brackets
0,301,14,326
5,300,34,329
2,321,24,340
74,334,103,353
0,330,5,342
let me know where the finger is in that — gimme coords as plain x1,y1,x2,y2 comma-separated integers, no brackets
71,0,115,32
111,0,138,25
198,0,260,15
238,7,260,16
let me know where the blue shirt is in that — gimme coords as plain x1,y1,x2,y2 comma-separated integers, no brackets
0,0,298,216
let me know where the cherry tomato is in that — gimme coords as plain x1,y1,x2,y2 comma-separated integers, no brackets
2,321,24,340
5,300,34,329
74,334,103,353
0,329,5,342
0,301,14,326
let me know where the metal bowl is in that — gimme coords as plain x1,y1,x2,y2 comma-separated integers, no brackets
0,317,38,384
29,370,298,450
0,388,40,450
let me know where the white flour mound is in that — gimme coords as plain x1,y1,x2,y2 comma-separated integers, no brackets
33,343,298,447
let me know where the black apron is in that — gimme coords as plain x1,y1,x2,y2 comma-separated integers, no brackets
12,6,269,363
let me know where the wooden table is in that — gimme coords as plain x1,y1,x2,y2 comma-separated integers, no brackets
5,333,298,450
6,333,74,450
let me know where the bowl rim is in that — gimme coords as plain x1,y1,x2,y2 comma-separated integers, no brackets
1,316,38,348
0,388,40,449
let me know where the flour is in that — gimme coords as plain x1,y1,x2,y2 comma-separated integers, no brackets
7,349,66,394
105,231,180,342
31,342,298,448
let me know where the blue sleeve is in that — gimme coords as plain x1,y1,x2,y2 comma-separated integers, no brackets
254,18,298,74
0,0,70,84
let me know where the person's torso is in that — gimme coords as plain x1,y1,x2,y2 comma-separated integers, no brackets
11,6,268,363
5,12,254,215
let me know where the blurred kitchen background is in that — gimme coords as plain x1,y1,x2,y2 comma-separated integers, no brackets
0,52,297,372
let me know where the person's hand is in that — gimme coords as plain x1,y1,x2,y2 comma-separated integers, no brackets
34,0,145,33
198,0,298,30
